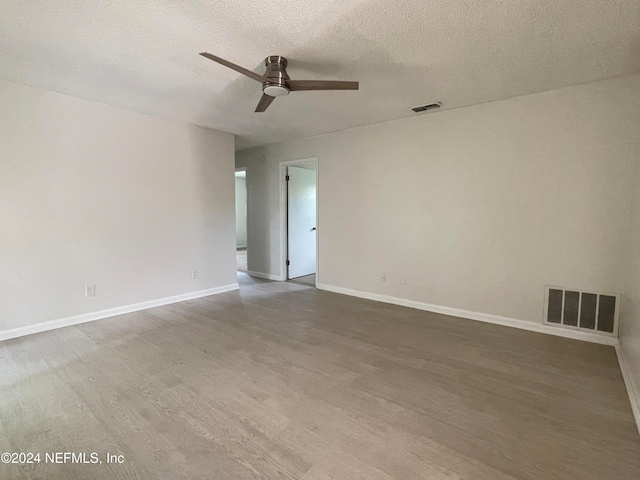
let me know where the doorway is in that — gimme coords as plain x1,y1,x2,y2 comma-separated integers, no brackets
282,159,317,286
235,168,247,272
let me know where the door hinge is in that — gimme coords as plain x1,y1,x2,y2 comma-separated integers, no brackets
286,260,290,266
285,175,290,181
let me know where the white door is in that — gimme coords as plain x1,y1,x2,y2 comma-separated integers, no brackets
287,166,316,279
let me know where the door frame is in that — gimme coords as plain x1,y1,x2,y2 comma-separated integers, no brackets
279,157,319,285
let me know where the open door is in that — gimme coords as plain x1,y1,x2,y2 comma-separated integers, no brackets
287,165,316,280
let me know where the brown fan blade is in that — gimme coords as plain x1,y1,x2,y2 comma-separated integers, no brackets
199,52,268,83
287,80,359,91
255,94,275,112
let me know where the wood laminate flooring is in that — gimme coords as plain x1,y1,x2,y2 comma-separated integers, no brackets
288,274,316,287
1,273,639,479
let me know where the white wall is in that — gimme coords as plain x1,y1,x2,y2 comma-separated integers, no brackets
236,74,640,328
621,152,640,415
0,79,237,333
235,175,247,248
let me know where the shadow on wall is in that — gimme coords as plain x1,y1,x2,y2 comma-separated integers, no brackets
188,125,237,283
240,155,271,275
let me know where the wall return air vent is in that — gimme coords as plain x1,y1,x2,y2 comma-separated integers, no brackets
544,286,620,337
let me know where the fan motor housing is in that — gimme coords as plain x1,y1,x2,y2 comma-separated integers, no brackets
263,56,290,96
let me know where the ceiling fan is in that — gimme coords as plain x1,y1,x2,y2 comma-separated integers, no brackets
199,53,359,112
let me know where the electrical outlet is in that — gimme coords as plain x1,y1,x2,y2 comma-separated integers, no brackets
380,273,386,282
85,285,96,297
192,270,198,280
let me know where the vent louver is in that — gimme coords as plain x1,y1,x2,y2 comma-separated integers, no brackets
412,103,441,113
544,286,620,337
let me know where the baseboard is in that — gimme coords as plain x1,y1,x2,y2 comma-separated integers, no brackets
0,283,239,343
316,283,619,347
616,345,640,436
246,270,285,281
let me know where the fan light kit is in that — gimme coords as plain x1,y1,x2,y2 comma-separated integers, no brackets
199,53,359,112
264,85,289,97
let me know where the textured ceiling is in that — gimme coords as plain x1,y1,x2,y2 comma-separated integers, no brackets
1,1,639,150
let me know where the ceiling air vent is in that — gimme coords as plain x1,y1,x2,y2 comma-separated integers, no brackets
412,102,442,113
543,286,620,337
